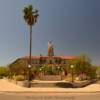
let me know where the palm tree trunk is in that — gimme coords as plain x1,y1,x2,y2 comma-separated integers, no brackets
29,25,32,67
28,25,32,82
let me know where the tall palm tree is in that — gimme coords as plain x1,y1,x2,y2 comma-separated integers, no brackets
23,5,39,81
23,5,39,68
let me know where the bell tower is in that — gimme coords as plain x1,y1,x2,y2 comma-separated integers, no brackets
48,41,54,56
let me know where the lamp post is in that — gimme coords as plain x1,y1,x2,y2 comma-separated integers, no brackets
70,65,74,83
28,64,31,87
57,66,60,75
39,68,42,71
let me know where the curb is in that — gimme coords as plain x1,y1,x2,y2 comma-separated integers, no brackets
0,90,100,94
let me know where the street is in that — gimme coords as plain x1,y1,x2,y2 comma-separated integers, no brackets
0,92,100,100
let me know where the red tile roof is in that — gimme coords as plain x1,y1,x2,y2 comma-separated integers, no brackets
21,56,78,60
59,56,78,59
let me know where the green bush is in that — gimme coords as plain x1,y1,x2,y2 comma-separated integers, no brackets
88,71,96,79
0,67,9,77
15,75,25,81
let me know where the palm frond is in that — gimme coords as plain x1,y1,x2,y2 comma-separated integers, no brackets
23,7,28,14
28,5,33,11
23,5,39,25
34,14,39,18
33,10,38,14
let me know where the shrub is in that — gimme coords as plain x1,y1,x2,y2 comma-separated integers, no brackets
87,67,97,79
0,67,9,77
15,75,25,81
0,76,3,79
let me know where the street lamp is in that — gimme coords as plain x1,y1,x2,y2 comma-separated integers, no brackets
39,68,42,71
70,65,74,83
28,64,31,87
57,66,60,75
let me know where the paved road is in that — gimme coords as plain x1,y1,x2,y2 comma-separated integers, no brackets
0,92,100,100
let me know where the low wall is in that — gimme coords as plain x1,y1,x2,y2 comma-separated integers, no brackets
39,75,62,81
73,79,98,88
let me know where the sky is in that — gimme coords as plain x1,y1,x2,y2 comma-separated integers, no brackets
0,0,100,66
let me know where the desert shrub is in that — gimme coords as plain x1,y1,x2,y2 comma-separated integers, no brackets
15,75,25,81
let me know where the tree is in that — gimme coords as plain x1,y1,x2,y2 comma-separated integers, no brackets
8,59,28,78
73,54,96,79
23,5,39,68
0,67,9,78
96,66,100,79
87,66,97,79
74,54,91,75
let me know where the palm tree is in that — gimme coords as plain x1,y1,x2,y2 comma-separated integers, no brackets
23,5,39,81
23,5,39,67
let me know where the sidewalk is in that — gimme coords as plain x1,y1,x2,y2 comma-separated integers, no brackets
0,79,100,93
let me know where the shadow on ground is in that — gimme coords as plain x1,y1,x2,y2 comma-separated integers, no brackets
55,79,98,88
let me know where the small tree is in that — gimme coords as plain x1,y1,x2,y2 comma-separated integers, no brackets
74,54,91,75
72,54,97,80
8,59,28,79
87,66,97,79
96,66,100,79
0,67,9,78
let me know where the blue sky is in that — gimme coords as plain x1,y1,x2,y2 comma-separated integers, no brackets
0,0,100,66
